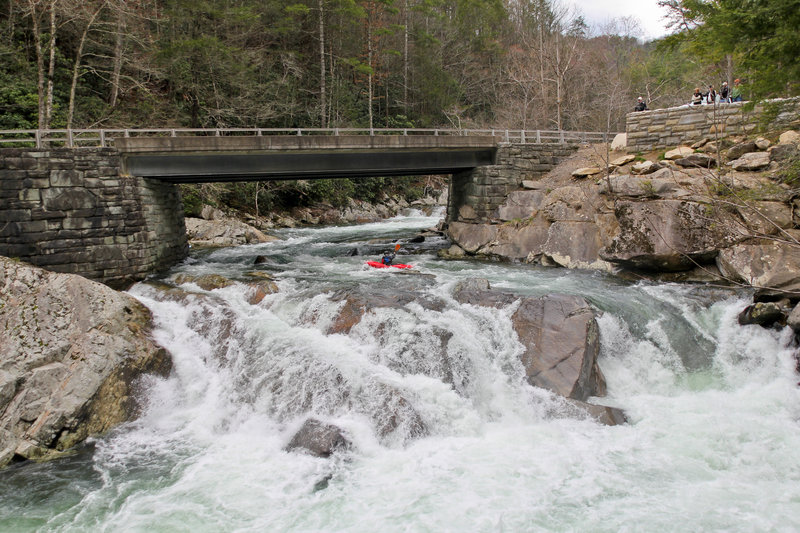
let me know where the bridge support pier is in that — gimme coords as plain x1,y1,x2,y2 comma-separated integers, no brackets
0,148,187,288
447,143,580,224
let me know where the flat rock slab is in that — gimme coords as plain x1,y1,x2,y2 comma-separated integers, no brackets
665,147,694,160
572,167,602,178
730,152,771,171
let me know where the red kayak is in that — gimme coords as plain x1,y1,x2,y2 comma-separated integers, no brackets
366,261,413,269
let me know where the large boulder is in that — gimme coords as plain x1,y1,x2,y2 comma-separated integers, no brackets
542,221,615,271
447,222,498,254
600,200,731,271
0,257,172,467
185,217,278,247
717,239,800,297
483,221,550,261
496,190,545,221
511,294,605,401
452,280,607,403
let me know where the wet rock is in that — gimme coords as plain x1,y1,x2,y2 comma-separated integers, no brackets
174,273,235,291
185,217,277,247
512,294,605,401
727,141,760,160
451,279,606,401
565,399,627,426
254,255,269,264
438,244,466,259
601,200,730,272
738,302,785,328
452,278,516,308
730,152,771,171
247,279,279,305
327,287,443,335
0,257,172,467
285,418,350,457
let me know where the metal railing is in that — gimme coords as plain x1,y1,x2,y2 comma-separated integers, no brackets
0,127,614,148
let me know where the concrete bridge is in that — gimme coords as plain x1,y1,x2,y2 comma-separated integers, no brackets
0,129,597,287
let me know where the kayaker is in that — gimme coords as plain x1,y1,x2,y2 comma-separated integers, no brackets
381,251,395,266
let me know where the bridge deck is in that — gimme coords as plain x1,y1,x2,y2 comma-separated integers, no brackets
116,136,499,182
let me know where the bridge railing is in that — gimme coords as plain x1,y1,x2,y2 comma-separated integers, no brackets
0,128,614,148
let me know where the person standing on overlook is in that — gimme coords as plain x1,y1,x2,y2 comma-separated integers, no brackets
720,81,730,103
706,85,717,104
634,97,648,111
730,79,744,102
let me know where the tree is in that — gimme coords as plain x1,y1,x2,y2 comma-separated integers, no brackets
658,0,800,98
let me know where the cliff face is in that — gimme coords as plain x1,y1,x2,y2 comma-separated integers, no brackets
0,257,172,467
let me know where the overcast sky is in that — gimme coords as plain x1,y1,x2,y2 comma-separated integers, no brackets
568,0,673,40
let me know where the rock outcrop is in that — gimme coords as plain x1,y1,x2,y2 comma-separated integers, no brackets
285,418,351,457
0,257,172,467
451,278,624,424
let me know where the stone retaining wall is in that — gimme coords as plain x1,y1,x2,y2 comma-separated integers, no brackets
448,143,579,223
0,148,187,288
626,97,800,153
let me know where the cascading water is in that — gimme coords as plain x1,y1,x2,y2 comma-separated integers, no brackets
2,209,800,532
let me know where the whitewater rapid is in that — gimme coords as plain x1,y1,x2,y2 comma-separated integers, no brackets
2,210,799,532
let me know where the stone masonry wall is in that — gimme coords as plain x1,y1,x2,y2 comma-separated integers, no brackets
626,97,800,153
0,148,187,288
448,143,579,224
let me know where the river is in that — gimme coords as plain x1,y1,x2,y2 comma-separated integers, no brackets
2,209,800,532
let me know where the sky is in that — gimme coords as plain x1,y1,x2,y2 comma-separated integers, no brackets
569,0,673,41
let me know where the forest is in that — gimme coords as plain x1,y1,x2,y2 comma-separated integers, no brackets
1,0,798,212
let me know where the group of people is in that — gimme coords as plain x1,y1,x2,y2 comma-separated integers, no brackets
633,78,744,112
691,79,743,105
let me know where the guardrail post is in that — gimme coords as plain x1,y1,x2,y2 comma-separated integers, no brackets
559,130,565,144
170,129,176,137
257,129,263,136
67,129,74,148
215,129,221,136
504,130,509,142
99,130,106,147
335,128,339,136
536,130,541,143
35,130,41,148
297,129,302,136
521,130,526,143
124,129,130,138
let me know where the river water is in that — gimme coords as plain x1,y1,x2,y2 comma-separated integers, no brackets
2,209,800,532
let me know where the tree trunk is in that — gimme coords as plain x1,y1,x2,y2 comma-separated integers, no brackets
318,0,327,128
68,5,103,128
403,0,408,114
45,1,56,129
110,9,125,107
28,0,47,130
367,16,374,131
